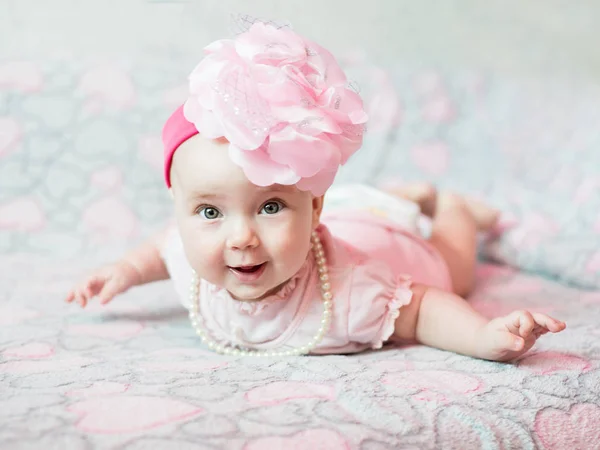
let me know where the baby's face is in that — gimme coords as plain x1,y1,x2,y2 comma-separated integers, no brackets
170,135,323,301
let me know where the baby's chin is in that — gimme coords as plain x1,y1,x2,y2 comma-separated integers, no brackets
228,278,292,302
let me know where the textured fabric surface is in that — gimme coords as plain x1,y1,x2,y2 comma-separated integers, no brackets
2,2,600,448
342,65,600,289
1,257,599,449
2,57,600,287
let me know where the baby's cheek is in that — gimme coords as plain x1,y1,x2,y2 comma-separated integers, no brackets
278,230,311,265
180,232,220,271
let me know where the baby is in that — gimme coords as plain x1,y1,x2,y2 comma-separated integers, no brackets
66,22,565,360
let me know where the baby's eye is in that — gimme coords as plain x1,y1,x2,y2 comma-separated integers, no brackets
199,206,222,220
260,201,284,215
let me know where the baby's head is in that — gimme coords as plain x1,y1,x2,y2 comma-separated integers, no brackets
162,21,367,301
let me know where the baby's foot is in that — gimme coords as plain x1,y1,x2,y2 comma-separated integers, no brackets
385,182,438,217
476,310,566,362
437,192,500,231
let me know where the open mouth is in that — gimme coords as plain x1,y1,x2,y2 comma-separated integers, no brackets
228,263,267,282
230,263,265,273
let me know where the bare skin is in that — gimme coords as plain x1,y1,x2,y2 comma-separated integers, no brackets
388,182,565,361
65,233,169,308
66,175,565,362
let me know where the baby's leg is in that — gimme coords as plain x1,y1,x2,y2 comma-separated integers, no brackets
386,183,499,297
429,192,490,297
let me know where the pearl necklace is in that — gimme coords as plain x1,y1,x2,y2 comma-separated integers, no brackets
188,230,332,357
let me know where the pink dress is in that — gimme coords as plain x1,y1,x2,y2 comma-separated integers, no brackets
161,185,452,354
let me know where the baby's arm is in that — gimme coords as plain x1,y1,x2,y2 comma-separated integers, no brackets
65,231,170,308
394,285,566,361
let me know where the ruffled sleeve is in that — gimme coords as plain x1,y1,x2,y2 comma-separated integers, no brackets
346,260,414,349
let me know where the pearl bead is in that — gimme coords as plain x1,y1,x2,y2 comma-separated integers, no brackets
187,231,332,357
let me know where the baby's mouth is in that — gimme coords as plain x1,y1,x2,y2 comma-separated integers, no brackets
227,263,268,283
229,263,265,274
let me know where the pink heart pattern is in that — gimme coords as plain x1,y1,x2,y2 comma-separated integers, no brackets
68,396,203,433
245,381,336,405
535,404,600,450
518,352,592,375
2,342,55,359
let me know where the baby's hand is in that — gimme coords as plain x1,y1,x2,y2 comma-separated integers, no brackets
476,310,566,362
65,260,141,308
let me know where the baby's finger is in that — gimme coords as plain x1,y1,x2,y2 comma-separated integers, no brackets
489,328,524,354
65,290,75,303
84,285,94,300
98,278,122,305
499,331,524,352
533,326,549,338
76,282,94,302
75,291,87,308
531,313,566,333
509,310,535,338
85,276,107,297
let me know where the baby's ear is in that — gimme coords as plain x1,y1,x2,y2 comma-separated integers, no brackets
312,195,325,228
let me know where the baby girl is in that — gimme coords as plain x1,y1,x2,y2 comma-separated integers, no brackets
66,22,565,359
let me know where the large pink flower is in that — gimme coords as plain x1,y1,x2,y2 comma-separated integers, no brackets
183,22,367,195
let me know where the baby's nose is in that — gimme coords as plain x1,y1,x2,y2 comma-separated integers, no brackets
226,221,259,250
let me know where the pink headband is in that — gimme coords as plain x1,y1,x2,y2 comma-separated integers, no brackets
162,21,368,196
162,105,198,188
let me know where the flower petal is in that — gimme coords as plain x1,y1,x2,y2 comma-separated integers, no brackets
306,41,347,86
213,67,272,149
296,170,337,196
329,123,364,164
179,21,367,196
269,127,341,177
236,23,306,65
319,86,368,124
183,99,224,138
229,143,301,187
